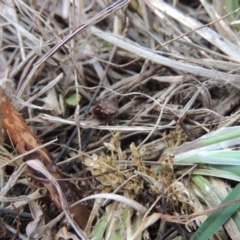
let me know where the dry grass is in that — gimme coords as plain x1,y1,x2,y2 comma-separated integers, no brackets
1,0,240,239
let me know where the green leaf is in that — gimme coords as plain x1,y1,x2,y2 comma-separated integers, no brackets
65,93,81,106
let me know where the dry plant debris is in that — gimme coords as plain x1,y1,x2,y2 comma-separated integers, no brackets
1,0,240,239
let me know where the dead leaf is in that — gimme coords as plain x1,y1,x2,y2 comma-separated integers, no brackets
0,88,90,230
26,201,45,239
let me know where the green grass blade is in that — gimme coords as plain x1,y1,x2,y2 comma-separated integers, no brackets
223,0,239,20
209,165,240,176
191,167,240,182
192,175,219,204
171,126,240,156
191,183,240,240
175,150,240,165
89,209,109,239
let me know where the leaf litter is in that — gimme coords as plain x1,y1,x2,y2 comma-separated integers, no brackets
1,0,240,239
